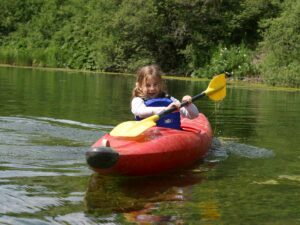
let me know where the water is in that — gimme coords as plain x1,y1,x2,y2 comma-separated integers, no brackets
0,66,299,224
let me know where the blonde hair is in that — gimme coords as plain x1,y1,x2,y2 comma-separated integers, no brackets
132,64,167,98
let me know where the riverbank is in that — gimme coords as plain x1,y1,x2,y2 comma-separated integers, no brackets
1,64,299,92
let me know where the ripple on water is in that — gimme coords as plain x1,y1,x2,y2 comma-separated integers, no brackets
205,137,275,163
223,141,275,158
0,213,116,225
0,116,104,146
0,116,105,222
0,184,61,214
0,116,104,178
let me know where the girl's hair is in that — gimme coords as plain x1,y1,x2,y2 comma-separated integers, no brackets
132,64,167,98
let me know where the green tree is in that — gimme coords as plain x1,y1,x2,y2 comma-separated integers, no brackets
0,0,43,39
93,0,159,72
259,0,300,87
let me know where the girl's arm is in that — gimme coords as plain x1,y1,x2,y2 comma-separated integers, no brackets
131,97,165,119
170,96,199,119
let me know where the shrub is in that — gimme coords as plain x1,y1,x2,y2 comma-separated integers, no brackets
192,44,257,78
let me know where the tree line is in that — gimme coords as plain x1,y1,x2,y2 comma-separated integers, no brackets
0,0,299,87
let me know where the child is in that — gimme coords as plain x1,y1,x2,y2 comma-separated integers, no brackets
131,64,199,129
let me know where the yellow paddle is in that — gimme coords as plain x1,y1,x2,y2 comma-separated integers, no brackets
110,73,226,137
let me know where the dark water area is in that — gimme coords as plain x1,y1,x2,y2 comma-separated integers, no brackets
0,66,299,224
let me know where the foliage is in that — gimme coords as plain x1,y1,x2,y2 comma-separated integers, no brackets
95,0,159,71
0,0,43,40
192,44,257,79
0,0,298,87
259,0,300,87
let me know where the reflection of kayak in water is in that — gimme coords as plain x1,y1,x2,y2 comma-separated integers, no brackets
84,172,220,223
86,113,212,176
84,171,203,215
123,203,176,224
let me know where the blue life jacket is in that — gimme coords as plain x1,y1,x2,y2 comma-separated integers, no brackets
136,97,181,130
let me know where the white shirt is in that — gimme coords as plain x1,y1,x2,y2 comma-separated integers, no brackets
131,96,199,119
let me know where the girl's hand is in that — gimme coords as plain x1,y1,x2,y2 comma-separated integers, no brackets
182,95,192,105
166,102,180,111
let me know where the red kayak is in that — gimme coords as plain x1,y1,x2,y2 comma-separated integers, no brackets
86,113,213,176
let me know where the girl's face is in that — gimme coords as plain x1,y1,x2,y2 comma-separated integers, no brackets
142,77,161,98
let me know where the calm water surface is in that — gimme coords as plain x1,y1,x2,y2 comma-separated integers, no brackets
0,67,299,224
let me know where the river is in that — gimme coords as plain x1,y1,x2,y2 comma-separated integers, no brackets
0,66,299,224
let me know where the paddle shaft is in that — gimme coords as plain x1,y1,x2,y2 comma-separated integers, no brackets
158,92,206,118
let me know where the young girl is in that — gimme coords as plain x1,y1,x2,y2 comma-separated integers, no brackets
131,64,199,129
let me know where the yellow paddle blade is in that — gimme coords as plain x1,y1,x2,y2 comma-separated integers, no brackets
110,115,160,137
204,73,226,101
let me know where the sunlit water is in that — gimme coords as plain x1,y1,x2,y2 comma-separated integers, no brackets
0,66,299,224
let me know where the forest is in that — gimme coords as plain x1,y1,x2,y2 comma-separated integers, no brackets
0,0,299,87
